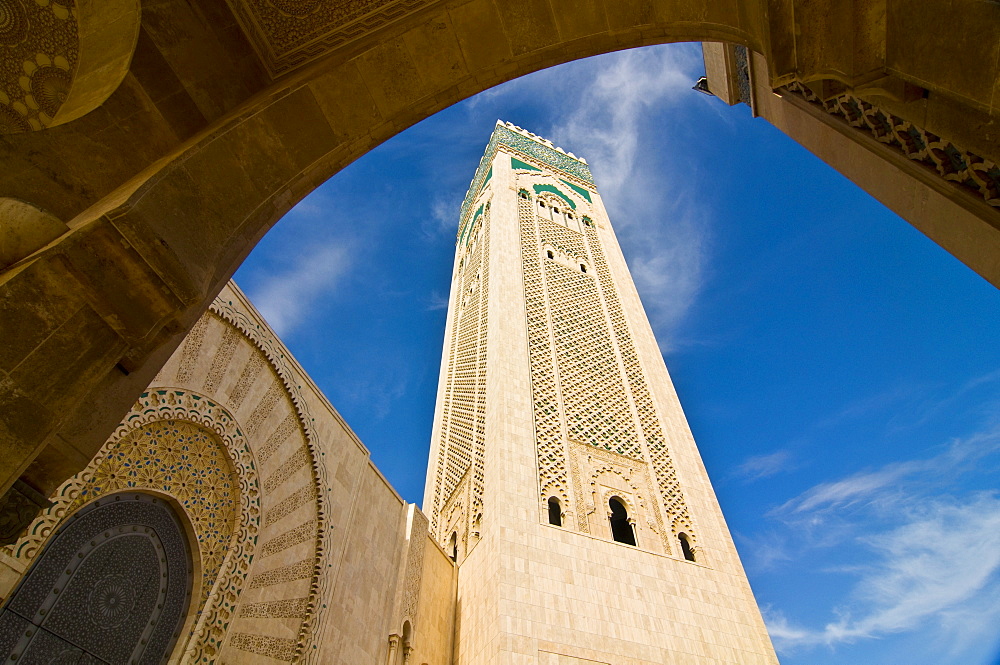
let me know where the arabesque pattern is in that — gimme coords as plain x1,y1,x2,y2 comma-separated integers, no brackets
783,82,1000,208
0,0,77,133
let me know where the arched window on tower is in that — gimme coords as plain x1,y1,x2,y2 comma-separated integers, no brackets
678,532,696,561
609,497,636,546
401,621,412,663
449,531,458,562
547,497,562,526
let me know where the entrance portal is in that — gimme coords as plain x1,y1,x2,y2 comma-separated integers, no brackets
0,493,194,664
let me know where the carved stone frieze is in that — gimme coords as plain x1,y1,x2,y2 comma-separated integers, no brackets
225,0,432,78
781,82,1000,209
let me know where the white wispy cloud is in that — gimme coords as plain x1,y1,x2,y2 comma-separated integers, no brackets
767,494,1000,652
547,46,709,338
764,423,1000,658
734,450,796,482
251,242,352,338
776,425,1000,517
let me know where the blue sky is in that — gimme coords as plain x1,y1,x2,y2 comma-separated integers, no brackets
234,43,1000,665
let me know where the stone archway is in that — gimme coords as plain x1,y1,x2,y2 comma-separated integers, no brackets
0,492,194,664
0,0,997,533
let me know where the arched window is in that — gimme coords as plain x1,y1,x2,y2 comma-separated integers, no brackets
449,531,458,562
609,497,636,546
401,620,412,645
547,497,562,526
546,250,554,259
679,532,696,561
580,264,587,273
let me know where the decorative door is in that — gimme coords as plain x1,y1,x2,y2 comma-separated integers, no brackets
0,493,194,664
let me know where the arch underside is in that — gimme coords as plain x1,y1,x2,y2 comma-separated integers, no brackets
0,0,997,538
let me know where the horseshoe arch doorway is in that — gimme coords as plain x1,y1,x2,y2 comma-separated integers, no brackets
0,493,195,664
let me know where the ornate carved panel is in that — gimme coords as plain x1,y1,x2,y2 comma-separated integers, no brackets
0,0,78,132
225,0,433,78
0,390,262,664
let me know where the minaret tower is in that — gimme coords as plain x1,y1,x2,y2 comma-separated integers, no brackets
424,121,777,664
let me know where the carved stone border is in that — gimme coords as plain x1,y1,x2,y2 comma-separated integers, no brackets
781,82,1000,208
1,389,260,664
568,440,671,554
209,296,329,662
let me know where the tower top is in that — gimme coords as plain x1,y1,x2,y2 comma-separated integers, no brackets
458,121,594,241
493,120,588,164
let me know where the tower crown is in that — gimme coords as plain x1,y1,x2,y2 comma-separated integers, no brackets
458,121,594,243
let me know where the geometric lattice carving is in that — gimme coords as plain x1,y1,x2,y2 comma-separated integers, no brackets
429,201,490,557
520,194,574,524
517,168,700,555
583,223,698,547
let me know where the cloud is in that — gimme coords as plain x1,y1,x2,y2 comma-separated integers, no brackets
775,425,1000,517
426,289,449,311
251,242,352,337
767,494,1000,652
762,423,1000,658
734,450,796,482
544,46,710,338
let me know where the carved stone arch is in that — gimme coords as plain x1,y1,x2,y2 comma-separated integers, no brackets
0,0,140,133
590,465,646,507
208,296,329,660
0,389,261,663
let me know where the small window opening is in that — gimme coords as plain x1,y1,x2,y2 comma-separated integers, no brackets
609,497,636,546
538,201,545,208
449,531,458,562
580,264,587,273
546,250,554,259
547,497,562,526
679,532,696,561
567,213,573,219
553,207,559,214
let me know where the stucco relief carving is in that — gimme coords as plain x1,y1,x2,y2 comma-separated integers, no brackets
568,440,671,555
401,509,428,626
209,297,329,662
0,389,260,663
0,0,139,133
224,0,431,77
782,81,1000,209
0,0,77,132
